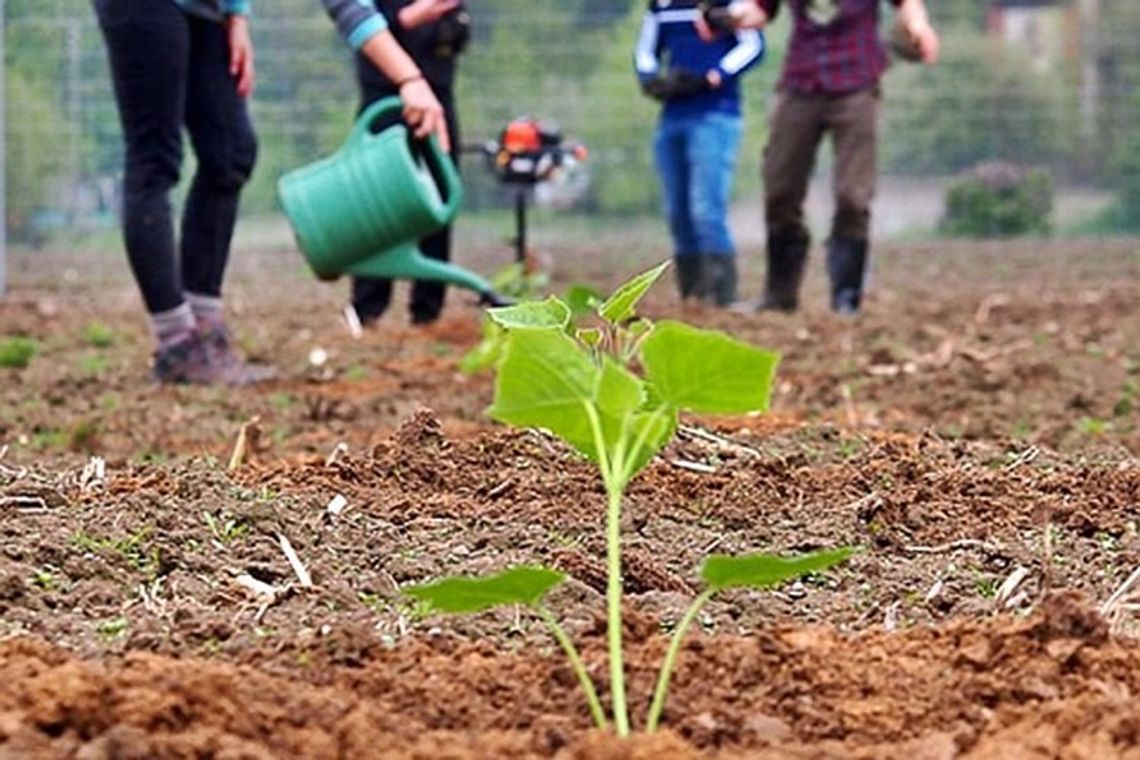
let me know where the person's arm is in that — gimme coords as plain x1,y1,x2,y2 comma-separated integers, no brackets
633,7,662,84
706,27,764,88
895,0,940,64
397,0,460,30
221,0,255,98
318,0,448,148
696,1,770,41
359,32,449,148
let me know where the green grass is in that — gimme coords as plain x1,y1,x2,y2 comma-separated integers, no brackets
0,336,38,369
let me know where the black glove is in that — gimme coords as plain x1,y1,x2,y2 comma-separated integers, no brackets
700,1,736,34
662,69,711,99
641,77,671,101
434,6,471,58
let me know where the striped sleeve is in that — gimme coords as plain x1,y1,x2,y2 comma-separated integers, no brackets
633,9,661,81
221,0,250,15
320,0,390,50
716,28,764,79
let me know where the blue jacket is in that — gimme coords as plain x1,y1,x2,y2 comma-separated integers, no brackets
177,0,389,51
634,0,764,118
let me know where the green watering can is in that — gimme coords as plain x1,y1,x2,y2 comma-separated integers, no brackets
278,97,504,304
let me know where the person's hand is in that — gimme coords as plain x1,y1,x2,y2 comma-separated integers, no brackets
641,77,669,101
897,0,939,64
225,15,255,98
400,77,449,151
706,69,723,89
906,21,940,64
399,0,460,29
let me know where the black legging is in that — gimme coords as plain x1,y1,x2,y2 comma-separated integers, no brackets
94,0,257,314
351,70,459,325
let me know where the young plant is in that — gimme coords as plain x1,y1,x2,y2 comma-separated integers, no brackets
0,336,37,369
406,262,854,735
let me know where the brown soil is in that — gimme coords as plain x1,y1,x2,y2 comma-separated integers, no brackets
2,237,1139,757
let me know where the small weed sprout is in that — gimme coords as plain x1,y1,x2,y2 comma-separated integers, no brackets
82,322,117,348
0,336,38,369
405,263,854,735
203,510,250,546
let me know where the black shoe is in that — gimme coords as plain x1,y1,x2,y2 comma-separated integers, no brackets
761,233,809,312
826,237,868,315
701,255,738,307
674,255,704,300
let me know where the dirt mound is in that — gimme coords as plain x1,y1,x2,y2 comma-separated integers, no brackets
1,592,1137,758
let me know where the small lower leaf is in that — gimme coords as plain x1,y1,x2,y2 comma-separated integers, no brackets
700,548,856,592
403,566,566,614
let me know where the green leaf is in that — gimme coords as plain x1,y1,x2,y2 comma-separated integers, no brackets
597,261,670,325
404,566,566,613
487,327,600,459
641,321,780,414
616,405,677,483
563,284,604,318
488,296,571,330
459,319,506,375
700,548,856,592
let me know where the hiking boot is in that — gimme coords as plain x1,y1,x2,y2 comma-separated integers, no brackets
673,255,704,300
701,255,738,307
152,334,227,386
759,233,809,312
826,237,869,315
197,325,277,385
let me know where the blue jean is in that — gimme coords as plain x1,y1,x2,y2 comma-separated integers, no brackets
653,110,743,258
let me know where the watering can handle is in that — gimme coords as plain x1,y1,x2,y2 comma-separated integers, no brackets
349,96,409,146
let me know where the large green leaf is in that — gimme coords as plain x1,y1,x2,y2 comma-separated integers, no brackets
404,566,566,613
488,297,571,330
641,321,780,414
597,261,670,325
700,548,856,592
487,328,600,459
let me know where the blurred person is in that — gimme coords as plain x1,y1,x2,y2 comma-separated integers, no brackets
711,0,938,314
348,0,471,327
93,0,270,385
635,0,765,307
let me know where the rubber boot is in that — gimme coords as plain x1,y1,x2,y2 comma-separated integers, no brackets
674,255,704,300
826,236,868,315
758,233,809,312
701,255,738,307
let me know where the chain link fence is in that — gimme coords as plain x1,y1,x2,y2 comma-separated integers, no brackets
4,0,1139,253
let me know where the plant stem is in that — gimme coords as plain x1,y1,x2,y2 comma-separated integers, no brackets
605,484,630,736
645,589,714,732
584,402,630,735
538,606,608,729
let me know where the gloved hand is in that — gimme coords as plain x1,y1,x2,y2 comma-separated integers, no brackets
700,1,736,34
641,70,711,102
641,77,671,101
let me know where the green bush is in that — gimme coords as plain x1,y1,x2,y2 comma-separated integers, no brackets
5,74,69,240
0,337,38,369
940,162,1054,238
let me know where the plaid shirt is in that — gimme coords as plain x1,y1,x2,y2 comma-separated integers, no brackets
758,0,902,95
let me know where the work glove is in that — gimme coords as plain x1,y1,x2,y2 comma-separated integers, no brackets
700,1,736,34
641,70,710,102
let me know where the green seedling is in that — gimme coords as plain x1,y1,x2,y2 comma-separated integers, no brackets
203,510,250,545
405,262,854,735
97,617,129,641
0,336,38,369
82,322,117,348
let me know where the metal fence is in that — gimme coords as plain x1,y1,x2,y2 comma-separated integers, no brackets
3,0,1139,258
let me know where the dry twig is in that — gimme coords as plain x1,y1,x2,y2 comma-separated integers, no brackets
277,533,314,588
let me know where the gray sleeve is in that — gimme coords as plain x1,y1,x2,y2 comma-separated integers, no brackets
320,0,389,50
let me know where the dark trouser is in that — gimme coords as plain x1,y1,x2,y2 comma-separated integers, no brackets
351,70,460,325
94,0,256,314
763,87,879,243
